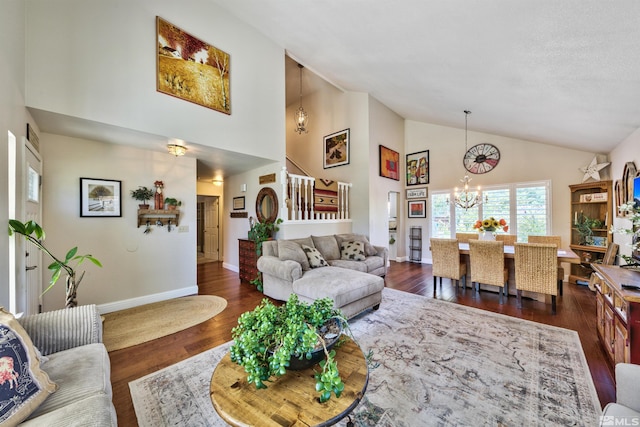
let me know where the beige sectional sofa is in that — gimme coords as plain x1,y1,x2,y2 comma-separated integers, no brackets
257,233,387,318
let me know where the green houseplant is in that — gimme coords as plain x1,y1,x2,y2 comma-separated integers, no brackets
130,186,155,208
8,219,102,308
611,201,640,265
164,197,182,210
248,217,283,290
230,294,347,403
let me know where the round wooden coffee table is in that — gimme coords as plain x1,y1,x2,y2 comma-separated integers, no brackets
210,337,368,427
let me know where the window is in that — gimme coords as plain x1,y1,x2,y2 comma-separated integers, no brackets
431,180,551,241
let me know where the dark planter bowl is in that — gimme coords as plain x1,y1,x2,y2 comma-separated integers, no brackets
288,317,343,370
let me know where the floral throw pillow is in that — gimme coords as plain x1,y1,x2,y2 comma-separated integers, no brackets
302,244,329,268
340,241,366,261
0,307,57,425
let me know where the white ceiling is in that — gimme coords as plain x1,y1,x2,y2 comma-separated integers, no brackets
32,1,640,181
216,0,640,154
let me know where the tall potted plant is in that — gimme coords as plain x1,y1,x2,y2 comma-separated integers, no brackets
8,219,102,308
247,217,282,290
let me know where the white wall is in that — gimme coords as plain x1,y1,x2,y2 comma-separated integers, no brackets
40,133,197,312
25,0,285,162
405,120,604,260
609,127,640,260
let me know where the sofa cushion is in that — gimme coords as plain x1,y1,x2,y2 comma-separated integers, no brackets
335,234,377,256
329,255,384,273
20,393,117,427
293,268,385,309
340,241,366,261
278,239,310,271
311,235,341,260
302,245,328,268
27,343,111,420
0,308,58,426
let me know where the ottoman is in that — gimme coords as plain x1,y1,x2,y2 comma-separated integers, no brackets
292,267,384,319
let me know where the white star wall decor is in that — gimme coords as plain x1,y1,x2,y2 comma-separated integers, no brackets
580,157,610,182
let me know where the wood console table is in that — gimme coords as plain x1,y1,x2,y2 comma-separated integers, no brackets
210,338,368,427
591,264,640,365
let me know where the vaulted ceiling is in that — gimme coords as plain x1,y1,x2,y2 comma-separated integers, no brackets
215,0,640,154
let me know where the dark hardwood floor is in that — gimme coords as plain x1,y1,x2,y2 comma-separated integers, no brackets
109,260,615,426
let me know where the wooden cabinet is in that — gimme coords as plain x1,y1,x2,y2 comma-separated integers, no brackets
238,239,259,283
592,264,640,365
569,181,612,285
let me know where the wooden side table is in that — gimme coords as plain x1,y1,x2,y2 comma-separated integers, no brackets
210,338,368,427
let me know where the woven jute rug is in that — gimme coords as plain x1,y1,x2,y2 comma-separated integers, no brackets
129,288,601,426
103,295,227,352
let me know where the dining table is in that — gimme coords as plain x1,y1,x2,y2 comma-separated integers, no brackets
455,242,581,300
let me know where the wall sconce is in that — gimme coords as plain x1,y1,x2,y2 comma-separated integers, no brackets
167,144,187,157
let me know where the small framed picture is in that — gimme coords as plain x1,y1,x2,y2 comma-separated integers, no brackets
379,145,400,180
406,187,428,199
406,150,429,186
408,200,426,218
323,129,350,168
233,196,245,210
80,178,122,217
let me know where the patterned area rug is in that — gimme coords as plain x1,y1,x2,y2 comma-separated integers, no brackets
129,288,601,426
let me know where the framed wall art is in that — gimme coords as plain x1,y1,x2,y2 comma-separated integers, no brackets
406,150,429,186
80,178,122,217
408,200,426,218
406,187,428,199
323,129,350,168
156,16,231,114
379,145,399,180
233,196,245,210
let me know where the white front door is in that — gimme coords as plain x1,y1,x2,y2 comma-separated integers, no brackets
204,197,219,260
24,142,42,314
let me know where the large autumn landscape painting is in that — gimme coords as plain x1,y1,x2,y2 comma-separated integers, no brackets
156,17,231,114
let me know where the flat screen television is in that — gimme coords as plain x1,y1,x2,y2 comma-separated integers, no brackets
633,175,640,263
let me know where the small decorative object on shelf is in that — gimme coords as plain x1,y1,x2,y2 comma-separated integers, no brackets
153,181,164,210
164,197,181,210
130,186,155,209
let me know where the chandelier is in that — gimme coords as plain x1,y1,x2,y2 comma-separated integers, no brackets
449,110,485,210
167,143,187,157
294,63,308,134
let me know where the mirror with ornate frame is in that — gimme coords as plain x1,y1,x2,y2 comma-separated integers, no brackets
255,187,278,223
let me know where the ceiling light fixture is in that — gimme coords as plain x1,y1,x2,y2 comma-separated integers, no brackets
167,143,187,157
294,63,308,134
449,110,486,210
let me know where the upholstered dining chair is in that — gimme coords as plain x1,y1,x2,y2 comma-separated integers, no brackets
455,232,478,243
514,242,559,314
496,234,517,245
469,240,509,304
527,235,565,296
430,238,467,298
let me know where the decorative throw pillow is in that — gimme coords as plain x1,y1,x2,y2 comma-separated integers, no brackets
277,239,311,271
340,241,366,261
0,307,57,425
302,244,329,268
335,234,377,256
311,235,340,261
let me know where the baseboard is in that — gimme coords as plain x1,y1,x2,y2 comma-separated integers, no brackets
96,286,199,314
223,262,239,272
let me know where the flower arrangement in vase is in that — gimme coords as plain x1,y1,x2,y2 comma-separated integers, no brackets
473,217,509,240
610,201,640,265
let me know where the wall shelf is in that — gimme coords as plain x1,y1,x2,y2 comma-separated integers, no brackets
137,209,180,228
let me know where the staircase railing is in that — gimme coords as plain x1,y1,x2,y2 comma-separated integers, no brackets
280,167,352,222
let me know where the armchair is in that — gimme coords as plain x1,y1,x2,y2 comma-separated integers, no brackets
600,363,640,425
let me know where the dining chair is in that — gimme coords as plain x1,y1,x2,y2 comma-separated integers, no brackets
527,235,565,296
588,242,619,291
430,238,467,297
514,242,559,314
469,240,509,304
455,232,479,243
496,234,517,245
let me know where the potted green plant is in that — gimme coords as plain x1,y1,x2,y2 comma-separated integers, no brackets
230,294,347,402
576,213,603,246
130,186,155,209
164,197,182,210
8,219,102,308
247,217,283,290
